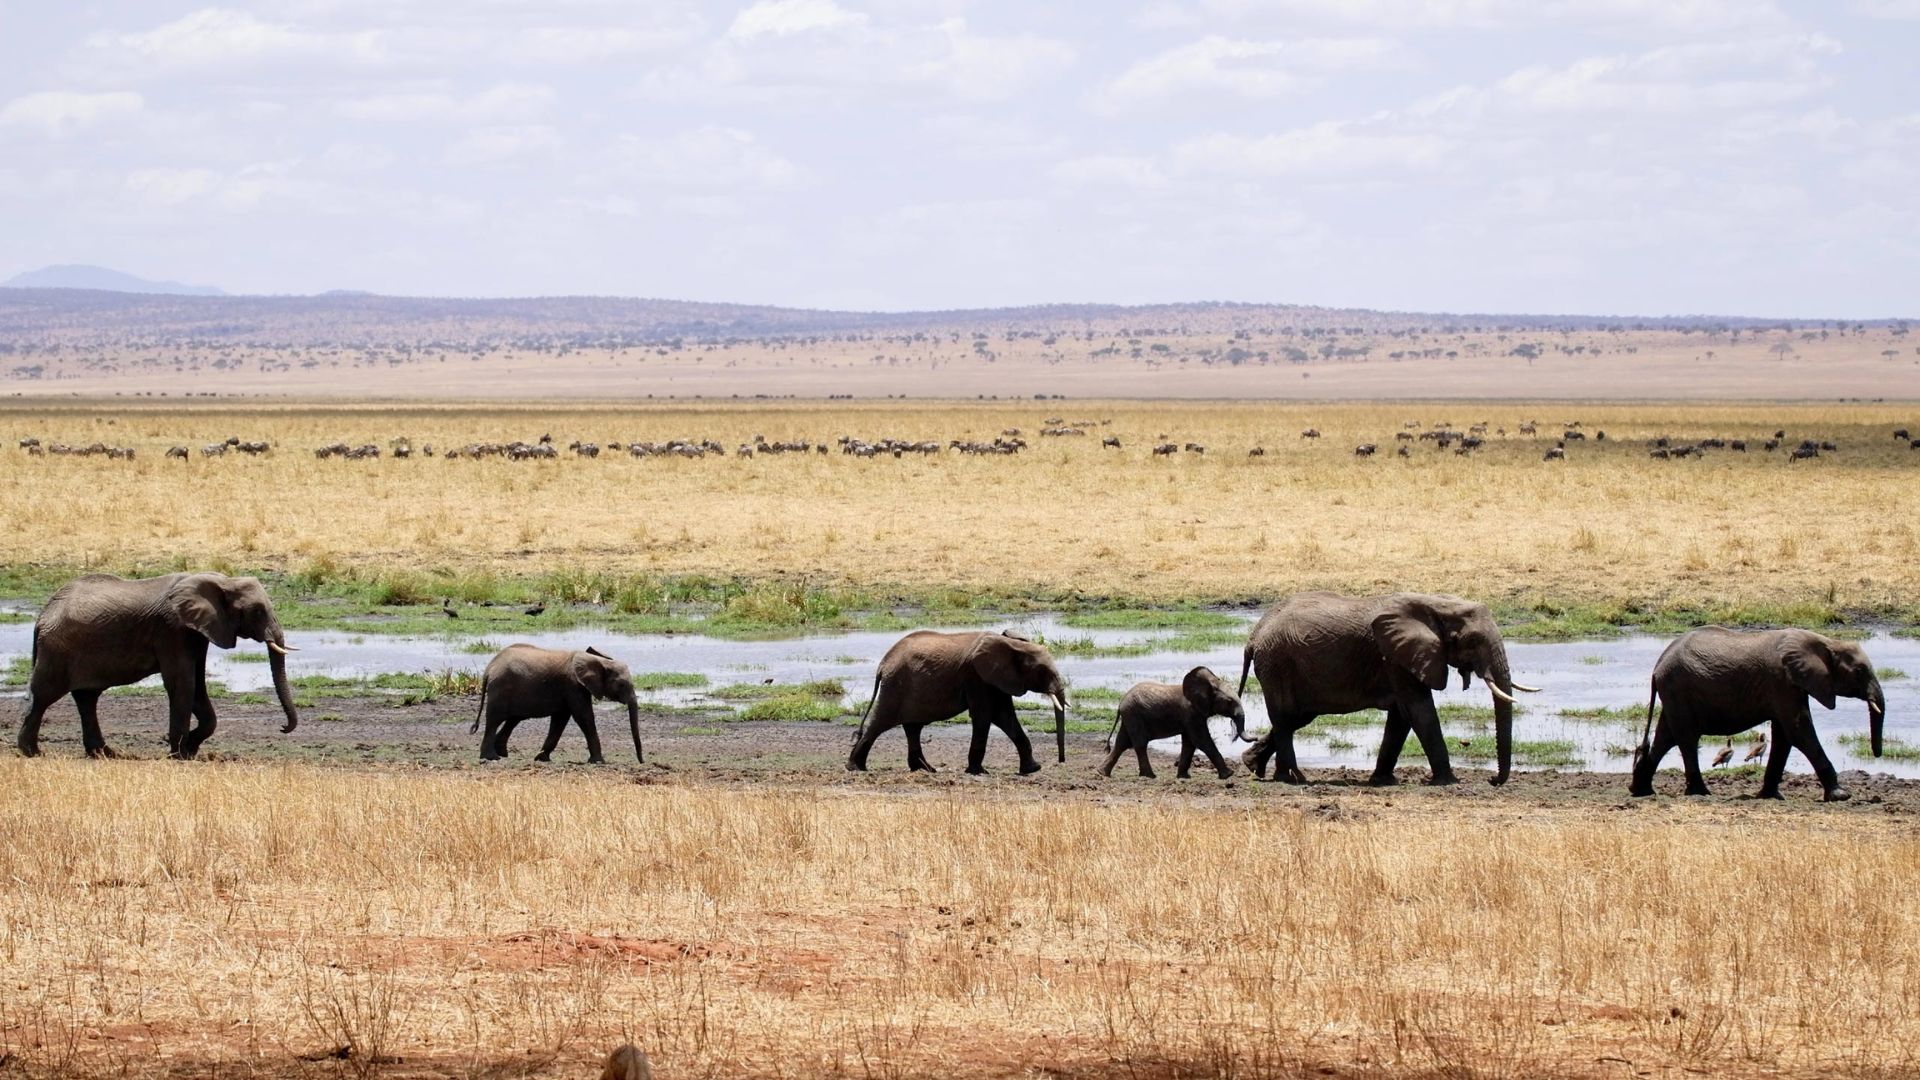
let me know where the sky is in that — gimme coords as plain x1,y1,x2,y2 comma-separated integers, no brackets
0,1,1915,316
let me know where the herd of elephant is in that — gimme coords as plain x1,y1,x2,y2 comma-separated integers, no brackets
9,572,1891,802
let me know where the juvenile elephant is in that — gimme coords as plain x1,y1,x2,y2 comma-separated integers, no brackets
847,630,1069,774
1631,627,1884,801
472,644,642,764
1099,666,1245,779
17,572,301,759
1238,592,1537,786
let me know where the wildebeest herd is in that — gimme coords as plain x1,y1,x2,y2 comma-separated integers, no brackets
13,573,1887,803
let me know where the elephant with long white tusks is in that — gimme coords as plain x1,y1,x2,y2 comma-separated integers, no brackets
1237,591,1539,786
847,629,1070,775
1631,626,1885,802
17,572,302,759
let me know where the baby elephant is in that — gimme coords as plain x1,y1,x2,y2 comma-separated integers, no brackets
1100,666,1246,779
472,644,643,764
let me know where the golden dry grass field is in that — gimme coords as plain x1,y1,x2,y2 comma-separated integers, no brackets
1,759,1915,1079
2,400,1919,614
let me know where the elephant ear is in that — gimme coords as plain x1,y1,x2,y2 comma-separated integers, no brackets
570,652,612,697
1781,634,1838,710
1181,666,1217,706
971,636,1028,697
167,575,239,649
1370,607,1448,691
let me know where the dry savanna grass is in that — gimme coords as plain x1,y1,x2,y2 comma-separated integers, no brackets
0,758,1915,1079
2,400,1919,610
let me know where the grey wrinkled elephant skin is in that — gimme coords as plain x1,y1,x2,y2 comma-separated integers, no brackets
847,630,1070,775
1238,591,1531,787
1100,666,1246,779
17,572,301,759
472,644,643,764
1631,626,1885,802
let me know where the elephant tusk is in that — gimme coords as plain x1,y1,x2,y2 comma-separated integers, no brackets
1509,681,1542,693
1487,682,1518,705
1050,693,1068,713
267,641,298,654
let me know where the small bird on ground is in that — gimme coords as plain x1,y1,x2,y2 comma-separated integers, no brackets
441,599,458,619
762,677,775,684
601,1044,651,1080
1710,741,1734,768
1745,739,1767,763
525,603,545,616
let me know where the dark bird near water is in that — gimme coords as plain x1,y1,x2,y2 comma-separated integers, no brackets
442,599,458,619
524,603,545,616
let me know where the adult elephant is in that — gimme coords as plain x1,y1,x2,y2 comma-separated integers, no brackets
847,630,1070,774
17,572,301,759
1099,666,1245,779
472,644,643,764
1238,592,1536,785
1631,627,1884,801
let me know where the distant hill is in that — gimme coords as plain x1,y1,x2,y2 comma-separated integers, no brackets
2,265,225,297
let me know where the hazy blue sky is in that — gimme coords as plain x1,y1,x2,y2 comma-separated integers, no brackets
1,1,1914,315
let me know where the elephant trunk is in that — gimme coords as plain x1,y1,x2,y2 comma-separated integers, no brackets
1048,679,1069,764
1229,702,1247,743
1485,650,1515,786
626,694,644,764
1868,679,1885,758
266,627,300,734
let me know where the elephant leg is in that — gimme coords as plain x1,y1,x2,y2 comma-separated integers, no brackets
179,677,219,759
1791,718,1847,801
1680,736,1709,796
1193,728,1233,779
17,675,66,757
905,724,936,773
163,673,195,760
534,712,568,762
578,709,606,764
72,690,116,759
1098,724,1129,778
1175,734,1197,779
991,697,1041,775
847,683,903,772
1406,700,1457,786
966,704,993,775
1757,719,1792,799
1630,714,1678,796
1370,704,1412,786
486,714,522,760
1130,723,1155,778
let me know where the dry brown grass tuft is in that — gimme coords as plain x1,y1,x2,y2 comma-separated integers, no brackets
0,759,1915,1078
2,400,1918,610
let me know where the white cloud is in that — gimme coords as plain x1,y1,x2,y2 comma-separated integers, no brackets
1049,154,1170,190
123,166,220,206
1487,35,1840,114
603,127,801,189
0,91,145,138
1100,35,1400,108
727,0,868,39
336,83,556,124
86,7,387,73
444,125,562,167
1165,0,1791,34
1172,122,1449,178
1850,0,1920,17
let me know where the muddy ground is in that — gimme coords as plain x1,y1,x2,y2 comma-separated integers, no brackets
18,692,1920,819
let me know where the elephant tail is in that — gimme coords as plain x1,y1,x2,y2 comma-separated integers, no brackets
850,671,882,744
470,673,489,734
1637,677,1658,759
1238,642,1254,698
1105,709,1123,751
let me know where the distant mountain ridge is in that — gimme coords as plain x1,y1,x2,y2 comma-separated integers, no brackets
2,264,225,296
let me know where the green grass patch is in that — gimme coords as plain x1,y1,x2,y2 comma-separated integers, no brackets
0,611,34,624
735,696,845,723
1453,738,1583,768
1838,733,1920,761
227,651,269,663
1325,736,1358,752
1067,686,1125,703
2,654,32,688
1558,705,1645,723
1058,609,1242,631
1579,655,1608,665
709,679,845,701
633,671,710,691
677,725,724,736
460,639,502,655
1876,667,1908,681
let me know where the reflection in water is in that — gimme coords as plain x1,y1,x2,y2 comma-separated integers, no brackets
1,615,1913,777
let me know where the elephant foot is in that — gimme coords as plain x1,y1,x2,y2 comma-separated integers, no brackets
965,765,986,776
1824,786,1852,803
1426,773,1459,787
534,752,552,762
1367,770,1400,787
1018,760,1042,776
845,759,868,772
587,756,606,765
911,761,938,774
1756,787,1784,801
85,745,119,760
1629,780,1654,797
1176,770,1190,780
1281,768,1308,785
1215,768,1233,780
